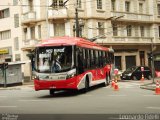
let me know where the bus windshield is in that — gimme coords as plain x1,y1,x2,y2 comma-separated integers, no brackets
35,46,73,73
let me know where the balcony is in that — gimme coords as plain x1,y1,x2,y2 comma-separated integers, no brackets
112,37,152,44
48,8,67,19
22,11,36,23
22,39,40,50
96,37,153,45
111,11,153,23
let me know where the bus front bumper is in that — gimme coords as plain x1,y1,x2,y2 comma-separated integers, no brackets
34,78,78,91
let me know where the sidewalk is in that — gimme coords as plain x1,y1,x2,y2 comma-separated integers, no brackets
0,81,34,90
140,78,160,91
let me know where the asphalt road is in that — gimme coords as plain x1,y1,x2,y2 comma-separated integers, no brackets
0,80,160,115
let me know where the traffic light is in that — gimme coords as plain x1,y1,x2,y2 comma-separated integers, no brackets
3,63,8,70
148,52,153,60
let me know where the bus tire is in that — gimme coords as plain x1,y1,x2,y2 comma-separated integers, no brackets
49,89,55,95
83,76,89,93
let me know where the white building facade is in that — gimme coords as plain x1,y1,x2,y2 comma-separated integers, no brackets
0,0,23,63
19,0,160,76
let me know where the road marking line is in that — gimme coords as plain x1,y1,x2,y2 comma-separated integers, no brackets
0,106,17,108
146,107,160,110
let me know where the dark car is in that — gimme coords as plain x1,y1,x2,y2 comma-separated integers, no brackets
121,66,152,80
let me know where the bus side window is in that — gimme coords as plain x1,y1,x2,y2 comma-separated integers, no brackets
93,50,96,65
95,51,99,67
105,52,109,64
98,51,101,67
82,49,86,69
77,48,84,74
88,50,91,68
85,49,89,69
101,51,104,67
103,51,106,66
90,50,94,68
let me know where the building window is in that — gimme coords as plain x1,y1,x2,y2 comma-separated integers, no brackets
139,3,143,13
77,0,82,8
139,51,145,66
157,4,160,16
140,26,144,37
126,25,132,36
14,14,19,28
125,1,130,12
51,0,64,9
23,28,27,40
97,0,102,9
59,0,64,7
38,25,41,39
29,0,33,11
112,23,118,36
115,56,122,70
159,26,160,38
15,54,21,61
111,0,116,11
54,23,65,36
125,56,136,69
0,30,11,40
14,37,19,51
0,8,10,19
30,27,35,39
13,0,18,5
98,22,105,36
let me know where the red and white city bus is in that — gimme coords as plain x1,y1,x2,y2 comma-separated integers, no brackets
33,36,114,95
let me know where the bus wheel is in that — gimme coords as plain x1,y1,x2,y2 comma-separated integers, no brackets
49,89,55,95
83,77,89,93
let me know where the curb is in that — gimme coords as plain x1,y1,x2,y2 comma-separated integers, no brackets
0,84,34,90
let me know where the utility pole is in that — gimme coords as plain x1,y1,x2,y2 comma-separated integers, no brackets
46,0,50,39
151,38,155,83
75,0,80,37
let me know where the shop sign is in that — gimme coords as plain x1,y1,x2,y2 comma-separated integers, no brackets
0,49,9,54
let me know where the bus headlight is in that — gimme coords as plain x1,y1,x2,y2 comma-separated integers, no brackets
66,69,76,79
32,75,39,80
66,73,76,79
